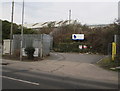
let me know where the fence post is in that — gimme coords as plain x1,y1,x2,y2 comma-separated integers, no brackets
108,43,111,56
40,34,43,58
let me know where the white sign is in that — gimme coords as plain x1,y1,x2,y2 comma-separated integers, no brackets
22,48,27,56
79,45,82,49
34,48,39,57
83,45,87,49
72,34,84,40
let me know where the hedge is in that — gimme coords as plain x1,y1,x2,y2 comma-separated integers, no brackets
53,42,92,53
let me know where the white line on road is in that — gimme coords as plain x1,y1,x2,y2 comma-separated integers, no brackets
96,56,108,64
0,75,40,86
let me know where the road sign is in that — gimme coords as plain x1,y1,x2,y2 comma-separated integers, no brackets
112,42,116,60
79,45,82,49
83,45,87,49
72,34,84,40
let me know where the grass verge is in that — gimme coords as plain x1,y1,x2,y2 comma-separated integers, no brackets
97,56,120,72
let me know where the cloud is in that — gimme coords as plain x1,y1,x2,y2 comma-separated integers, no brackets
2,0,119,2
1,2,118,25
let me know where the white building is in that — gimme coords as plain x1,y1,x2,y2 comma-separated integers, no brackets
23,20,79,30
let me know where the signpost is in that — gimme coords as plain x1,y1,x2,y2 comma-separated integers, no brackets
112,42,116,61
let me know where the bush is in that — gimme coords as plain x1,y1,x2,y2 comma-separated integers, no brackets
53,42,91,53
24,47,35,59
115,55,120,61
97,56,120,71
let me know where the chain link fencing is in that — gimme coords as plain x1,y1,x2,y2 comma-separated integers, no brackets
12,34,53,57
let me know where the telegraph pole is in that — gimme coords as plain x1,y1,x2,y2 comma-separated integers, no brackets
10,0,14,55
69,9,71,24
118,1,120,22
20,0,24,61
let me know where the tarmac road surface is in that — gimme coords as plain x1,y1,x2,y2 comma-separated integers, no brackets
1,52,118,89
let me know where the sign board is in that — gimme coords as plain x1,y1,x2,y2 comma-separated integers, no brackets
79,45,82,49
34,48,39,57
90,46,92,48
22,48,27,56
72,34,84,40
112,42,116,60
83,45,87,49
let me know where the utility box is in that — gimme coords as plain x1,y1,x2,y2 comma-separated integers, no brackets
3,39,13,54
0,43,2,54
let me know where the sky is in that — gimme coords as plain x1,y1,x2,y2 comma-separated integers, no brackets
0,0,119,25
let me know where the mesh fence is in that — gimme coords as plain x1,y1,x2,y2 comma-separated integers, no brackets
116,35,120,57
12,34,53,57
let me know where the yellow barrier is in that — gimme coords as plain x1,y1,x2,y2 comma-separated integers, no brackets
112,42,116,61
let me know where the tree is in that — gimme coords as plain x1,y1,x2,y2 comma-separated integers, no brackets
2,20,36,40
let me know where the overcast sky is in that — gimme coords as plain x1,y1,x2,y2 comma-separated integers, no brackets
1,0,119,25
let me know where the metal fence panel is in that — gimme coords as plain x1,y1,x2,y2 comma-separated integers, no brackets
12,34,53,57
43,34,51,56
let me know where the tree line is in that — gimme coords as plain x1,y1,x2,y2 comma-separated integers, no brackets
2,20,37,40
42,20,120,55
2,19,120,55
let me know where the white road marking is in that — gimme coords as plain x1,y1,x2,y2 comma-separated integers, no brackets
97,56,108,64
0,75,39,86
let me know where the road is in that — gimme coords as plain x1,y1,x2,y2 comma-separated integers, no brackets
46,53,105,63
2,66,118,89
2,53,118,89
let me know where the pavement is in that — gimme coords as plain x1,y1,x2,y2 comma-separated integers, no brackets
2,52,118,85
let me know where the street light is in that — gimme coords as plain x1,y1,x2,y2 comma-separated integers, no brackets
10,0,14,55
69,9,71,24
20,0,24,61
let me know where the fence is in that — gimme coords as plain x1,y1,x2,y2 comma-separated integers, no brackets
12,34,53,57
116,35,120,57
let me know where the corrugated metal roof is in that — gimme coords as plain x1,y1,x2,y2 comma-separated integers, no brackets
23,20,77,29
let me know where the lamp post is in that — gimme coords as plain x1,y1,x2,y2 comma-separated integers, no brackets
10,0,14,55
69,9,71,24
20,0,24,61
